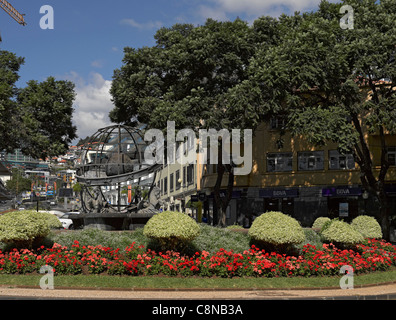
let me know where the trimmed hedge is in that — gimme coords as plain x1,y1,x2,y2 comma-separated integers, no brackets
248,211,305,247
143,211,200,250
312,217,331,231
321,220,364,247
0,210,62,248
351,215,382,239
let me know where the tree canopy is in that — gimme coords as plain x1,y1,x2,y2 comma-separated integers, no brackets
110,17,285,226
110,18,283,132
109,0,396,234
0,50,77,159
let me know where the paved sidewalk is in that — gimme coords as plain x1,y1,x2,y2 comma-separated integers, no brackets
1,283,396,300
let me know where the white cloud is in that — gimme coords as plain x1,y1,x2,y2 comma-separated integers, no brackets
198,5,229,21
120,18,163,30
65,72,115,141
91,59,104,68
199,0,330,19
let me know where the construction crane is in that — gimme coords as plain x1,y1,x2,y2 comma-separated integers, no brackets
0,0,26,41
0,0,26,25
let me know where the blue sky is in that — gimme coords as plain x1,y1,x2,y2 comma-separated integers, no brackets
0,0,333,143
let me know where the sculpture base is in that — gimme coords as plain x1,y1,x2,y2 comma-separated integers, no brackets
69,210,158,231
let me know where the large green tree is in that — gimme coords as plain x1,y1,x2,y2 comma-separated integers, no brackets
0,50,77,160
5,168,32,195
237,0,396,239
110,18,281,226
17,77,77,159
0,50,25,153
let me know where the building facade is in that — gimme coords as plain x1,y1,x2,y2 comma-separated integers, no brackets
200,121,396,227
154,139,199,216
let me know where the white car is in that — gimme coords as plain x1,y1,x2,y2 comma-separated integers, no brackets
39,210,74,230
58,213,74,230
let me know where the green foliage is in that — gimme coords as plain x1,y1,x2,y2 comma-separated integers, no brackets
17,77,77,159
73,182,82,193
351,215,383,239
5,168,32,194
143,211,200,250
0,50,25,153
110,19,263,131
321,220,364,247
41,212,63,230
0,210,60,248
312,217,331,231
0,50,77,159
248,211,305,246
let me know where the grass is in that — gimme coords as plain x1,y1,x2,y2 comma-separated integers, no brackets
1,269,395,290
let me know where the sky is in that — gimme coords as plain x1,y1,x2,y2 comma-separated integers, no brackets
0,0,337,145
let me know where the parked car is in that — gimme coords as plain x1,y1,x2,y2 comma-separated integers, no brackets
39,210,74,230
58,213,74,230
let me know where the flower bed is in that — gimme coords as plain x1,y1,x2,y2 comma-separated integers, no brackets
0,239,395,278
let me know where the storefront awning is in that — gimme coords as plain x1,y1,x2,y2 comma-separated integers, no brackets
207,190,242,199
259,188,299,198
322,186,362,197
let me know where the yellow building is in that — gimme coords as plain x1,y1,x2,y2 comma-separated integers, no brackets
200,119,396,227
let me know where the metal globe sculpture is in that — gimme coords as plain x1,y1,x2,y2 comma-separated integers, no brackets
71,125,162,230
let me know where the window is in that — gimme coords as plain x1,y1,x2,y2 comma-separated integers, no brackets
298,151,324,171
163,177,168,194
329,150,355,170
267,153,293,172
187,164,194,185
270,116,287,130
170,173,174,192
387,147,396,166
175,170,181,190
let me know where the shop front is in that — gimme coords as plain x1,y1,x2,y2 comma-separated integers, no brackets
259,188,299,217
322,186,362,221
201,190,242,226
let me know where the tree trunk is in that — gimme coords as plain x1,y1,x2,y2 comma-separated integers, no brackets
352,114,391,241
213,140,234,228
377,187,390,241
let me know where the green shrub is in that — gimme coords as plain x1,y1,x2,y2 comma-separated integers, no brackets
248,211,305,252
321,220,364,247
0,210,56,248
351,215,383,239
226,224,244,230
40,211,63,229
312,217,331,231
143,211,200,251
